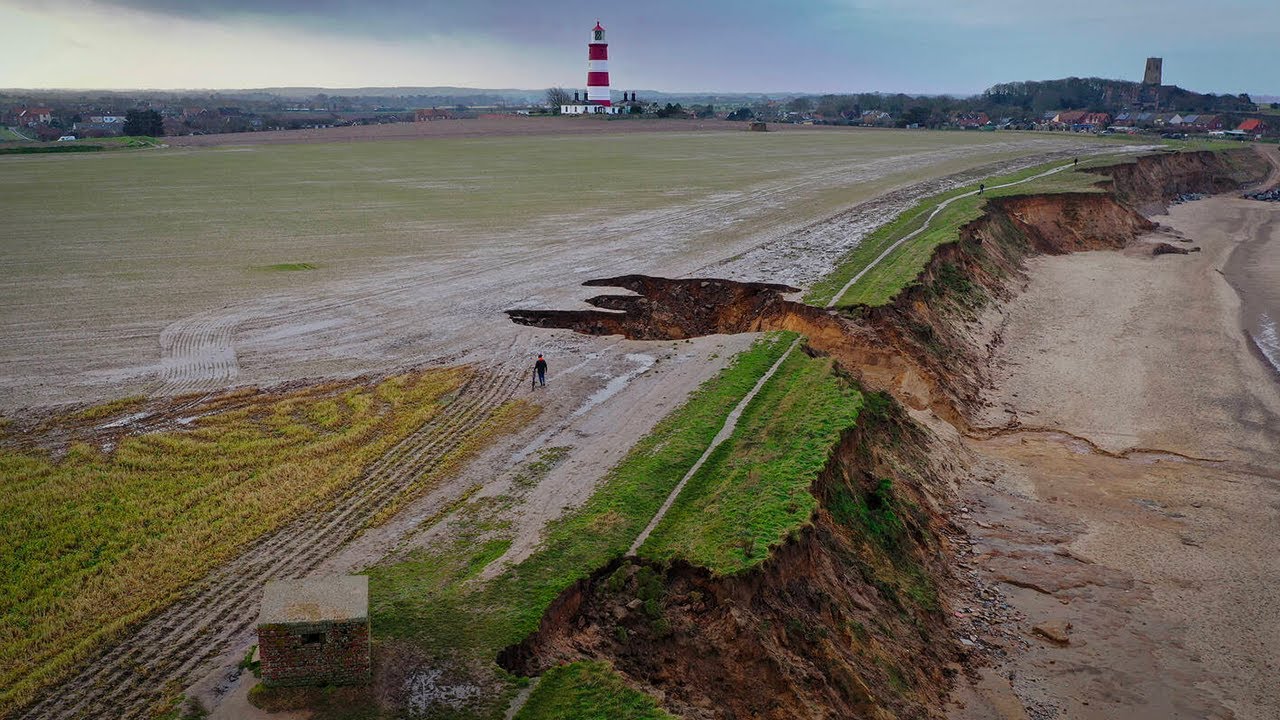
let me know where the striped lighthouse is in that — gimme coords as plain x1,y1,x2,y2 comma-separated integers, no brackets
560,20,631,115
586,21,611,106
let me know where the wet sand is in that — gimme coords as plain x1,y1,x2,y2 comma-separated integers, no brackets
951,193,1280,719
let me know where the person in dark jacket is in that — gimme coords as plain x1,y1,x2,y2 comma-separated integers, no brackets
534,355,548,387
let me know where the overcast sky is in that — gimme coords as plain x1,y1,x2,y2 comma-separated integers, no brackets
2,0,1276,96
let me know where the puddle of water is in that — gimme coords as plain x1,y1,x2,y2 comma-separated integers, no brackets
510,353,655,463
99,411,151,429
571,353,656,418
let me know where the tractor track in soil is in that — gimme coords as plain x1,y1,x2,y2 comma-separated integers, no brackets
16,365,523,720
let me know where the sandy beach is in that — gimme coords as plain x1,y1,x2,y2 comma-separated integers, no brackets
950,186,1280,718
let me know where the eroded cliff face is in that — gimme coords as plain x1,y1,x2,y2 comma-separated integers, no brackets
499,149,1270,719
500,398,962,720
1087,148,1271,214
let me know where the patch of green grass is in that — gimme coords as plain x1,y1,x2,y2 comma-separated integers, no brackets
828,478,906,554
362,333,798,717
0,145,104,155
806,156,1135,309
255,262,318,272
72,395,147,422
238,645,262,679
828,475,938,614
638,350,863,574
515,662,676,720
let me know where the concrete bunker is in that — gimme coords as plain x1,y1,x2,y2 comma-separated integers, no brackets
257,575,371,687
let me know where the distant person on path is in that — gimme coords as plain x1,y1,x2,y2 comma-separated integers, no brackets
534,354,548,387
1074,157,1079,167
978,183,985,195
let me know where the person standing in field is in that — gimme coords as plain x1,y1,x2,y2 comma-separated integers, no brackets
534,354,548,387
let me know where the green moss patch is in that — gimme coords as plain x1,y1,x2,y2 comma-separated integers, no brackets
515,662,675,720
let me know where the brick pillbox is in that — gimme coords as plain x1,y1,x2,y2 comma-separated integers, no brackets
257,575,371,687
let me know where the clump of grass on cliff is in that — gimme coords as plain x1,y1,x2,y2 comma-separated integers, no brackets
515,661,676,720
824,394,940,614
807,157,1125,309
362,333,798,718
0,368,510,715
638,350,864,574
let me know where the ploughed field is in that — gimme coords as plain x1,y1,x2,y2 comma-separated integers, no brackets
0,127,1107,411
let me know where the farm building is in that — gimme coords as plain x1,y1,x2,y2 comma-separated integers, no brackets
257,576,371,687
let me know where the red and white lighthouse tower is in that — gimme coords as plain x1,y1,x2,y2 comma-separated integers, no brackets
586,21,611,106
561,20,630,114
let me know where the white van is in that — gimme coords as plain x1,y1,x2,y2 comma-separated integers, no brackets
57,135,77,141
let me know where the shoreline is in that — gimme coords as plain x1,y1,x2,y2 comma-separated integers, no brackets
1223,205,1280,384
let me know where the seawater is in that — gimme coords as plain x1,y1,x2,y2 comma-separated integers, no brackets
1227,209,1280,379
1255,312,1280,375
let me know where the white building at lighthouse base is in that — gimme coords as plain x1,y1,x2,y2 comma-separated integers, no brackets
561,103,625,115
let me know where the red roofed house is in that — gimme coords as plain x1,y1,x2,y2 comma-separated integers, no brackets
15,107,53,126
1238,118,1267,135
1079,112,1111,129
953,112,989,128
1051,110,1087,127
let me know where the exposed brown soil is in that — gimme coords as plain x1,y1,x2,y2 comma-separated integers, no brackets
498,148,1276,719
1085,148,1270,214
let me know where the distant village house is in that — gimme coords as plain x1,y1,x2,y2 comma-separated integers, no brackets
415,108,453,121
1238,118,1267,135
14,107,53,126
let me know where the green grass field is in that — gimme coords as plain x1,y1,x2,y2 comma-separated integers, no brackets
0,126,1113,714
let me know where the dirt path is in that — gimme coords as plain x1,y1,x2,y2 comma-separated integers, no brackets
18,363,527,719
949,193,1280,719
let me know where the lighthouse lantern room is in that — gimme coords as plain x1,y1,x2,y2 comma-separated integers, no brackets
561,21,632,115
